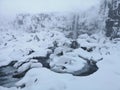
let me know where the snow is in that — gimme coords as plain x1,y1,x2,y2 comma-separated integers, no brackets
15,68,67,90
0,28,120,90
0,26,120,90
50,55,86,73
1,53,120,90
0,3,120,89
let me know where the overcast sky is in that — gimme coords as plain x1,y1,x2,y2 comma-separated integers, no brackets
0,0,100,17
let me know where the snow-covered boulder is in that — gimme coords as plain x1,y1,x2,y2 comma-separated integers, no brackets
50,54,86,74
54,46,72,56
9,49,30,60
50,47,103,76
15,68,66,90
13,59,43,78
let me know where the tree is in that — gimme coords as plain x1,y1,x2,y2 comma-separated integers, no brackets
105,0,120,39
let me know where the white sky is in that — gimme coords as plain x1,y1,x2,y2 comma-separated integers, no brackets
0,0,100,17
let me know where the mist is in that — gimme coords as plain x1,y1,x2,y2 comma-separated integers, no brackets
0,0,100,17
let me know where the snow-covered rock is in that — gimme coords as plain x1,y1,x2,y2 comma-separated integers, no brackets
30,63,42,68
50,54,86,74
15,68,66,90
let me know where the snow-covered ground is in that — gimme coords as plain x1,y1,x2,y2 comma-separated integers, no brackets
0,0,120,89
0,26,120,90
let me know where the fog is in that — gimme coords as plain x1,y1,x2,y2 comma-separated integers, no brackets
0,0,100,18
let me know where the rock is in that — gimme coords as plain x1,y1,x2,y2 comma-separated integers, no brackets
30,59,38,63
50,52,100,76
54,47,64,56
13,70,28,78
81,46,94,52
13,59,43,78
8,61,17,66
32,56,50,68
30,63,43,68
70,41,80,49
17,62,31,73
16,83,26,88
50,55,86,74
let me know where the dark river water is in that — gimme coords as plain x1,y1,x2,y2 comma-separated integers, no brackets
0,65,20,88
0,60,98,88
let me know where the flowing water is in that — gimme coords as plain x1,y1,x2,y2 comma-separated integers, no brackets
0,65,20,88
